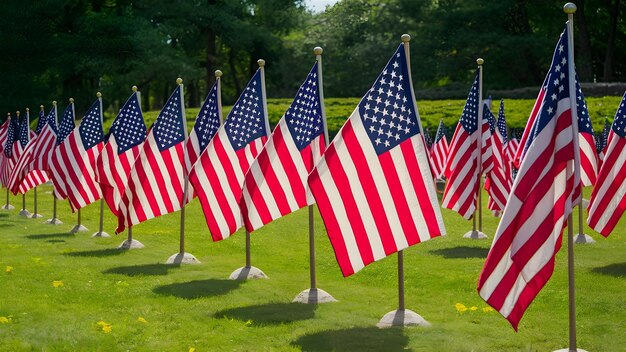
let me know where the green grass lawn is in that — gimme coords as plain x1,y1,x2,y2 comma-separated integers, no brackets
1,184,624,351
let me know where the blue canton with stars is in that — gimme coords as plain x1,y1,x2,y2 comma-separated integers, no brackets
57,103,76,145
497,99,508,143
110,92,147,154
575,77,593,135
612,92,626,138
46,108,58,134
600,118,610,149
3,117,17,157
79,99,104,150
19,116,30,147
460,72,480,135
285,62,323,151
358,44,420,155
424,127,433,148
484,105,496,135
193,81,221,152
35,109,46,135
525,26,571,151
224,70,267,150
435,120,447,143
153,85,185,152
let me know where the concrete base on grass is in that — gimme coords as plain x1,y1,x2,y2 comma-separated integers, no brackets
30,213,43,219
553,348,588,352
45,218,63,225
166,252,200,265
18,209,32,217
574,233,595,244
229,266,268,280
292,288,337,304
463,230,488,240
91,231,110,238
377,309,431,328
1,203,15,210
118,239,145,250
70,224,89,233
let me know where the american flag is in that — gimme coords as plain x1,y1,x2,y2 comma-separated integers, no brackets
597,118,610,162
185,80,221,174
575,80,598,186
1,116,19,187
429,120,449,180
505,138,519,167
95,92,146,216
8,110,50,195
0,118,9,154
27,106,58,173
189,69,269,241
485,99,512,212
49,98,104,211
442,72,482,219
587,92,626,237
482,105,495,175
50,102,77,200
423,127,433,149
308,44,445,277
242,62,325,231
116,85,187,233
477,26,580,330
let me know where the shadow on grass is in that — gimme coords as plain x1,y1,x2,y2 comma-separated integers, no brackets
429,246,488,259
291,327,409,351
591,262,626,278
153,279,241,299
26,232,75,240
214,303,316,326
0,223,14,228
104,263,180,277
64,248,127,258
47,239,66,243
0,213,8,218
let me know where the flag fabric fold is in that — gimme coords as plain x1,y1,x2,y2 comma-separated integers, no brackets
27,106,58,174
189,69,269,241
1,116,19,187
485,100,512,212
241,62,325,232
50,102,77,200
575,80,598,186
429,120,449,180
587,92,626,237
308,44,445,277
8,110,50,194
116,85,187,233
477,26,580,330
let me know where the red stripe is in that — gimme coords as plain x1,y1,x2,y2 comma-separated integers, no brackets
253,131,292,216
243,173,273,229
273,127,307,208
189,162,225,241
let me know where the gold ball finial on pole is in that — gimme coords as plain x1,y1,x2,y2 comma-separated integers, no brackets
401,34,411,43
96,92,102,98
26,107,29,112
313,46,323,56
176,77,183,85
257,59,266,67
40,105,44,111
16,110,20,116
132,85,138,93
52,101,57,106
215,70,223,78
563,2,577,14
477,58,484,65
69,98,74,104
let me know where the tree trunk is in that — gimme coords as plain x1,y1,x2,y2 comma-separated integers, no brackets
603,0,621,82
575,0,593,82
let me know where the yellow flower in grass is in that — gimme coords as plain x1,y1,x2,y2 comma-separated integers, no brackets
96,320,112,333
0,316,10,324
482,306,494,313
470,306,478,311
189,348,196,352
137,316,147,323
5,266,13,273
455,303,468,313
52,280,64,288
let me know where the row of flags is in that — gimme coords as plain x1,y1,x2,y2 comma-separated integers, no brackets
1,27,624,332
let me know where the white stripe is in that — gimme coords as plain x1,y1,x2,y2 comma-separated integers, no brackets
588,137,626,231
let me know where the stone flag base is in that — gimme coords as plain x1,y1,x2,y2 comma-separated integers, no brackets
229,266,268,280
30,213,43,219
45,218,63,225
118,239,145,250
554,348,588,352
91,231,111,238
166,252,200,265
377,309,431,328
463,230,488,240
18,209,32,217
1,204,15,210
574,233,595,244
70,224,89,233
292,288,337,304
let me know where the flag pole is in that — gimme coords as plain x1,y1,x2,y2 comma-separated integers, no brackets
46,101,62,225
575,202,594,243
293,46,336,304
67,99,88,233
30,105,46,219
118,87,144,250
18,110,33,217
555,3,587,352
464,58,488,240
166,78,199,264
91,93,110,237
229,60,269,281
1,112,15,211
378,34,431,328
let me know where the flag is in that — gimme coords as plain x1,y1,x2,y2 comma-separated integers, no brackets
116,84,187,233
184,80,221,174
95,91,147,216
482,105,495,174
242,62,325,231
477,26,580,330
575,81,597,186
0,119,10,154
8,110,50,194
27,106,58,173
587,92,626,237
441,72,482,219
1,116,19,187
424,127,433,149
308,44,445,277
429,120,449,180
50,101,77,199
49,98,104,211
485,99,512,212
505,137,519,167
597,118,610,162
189,69,269,241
